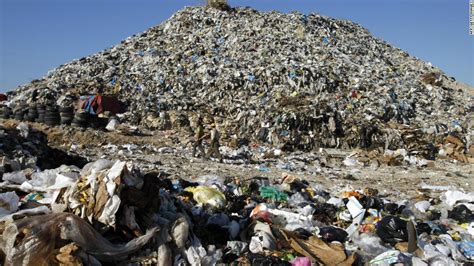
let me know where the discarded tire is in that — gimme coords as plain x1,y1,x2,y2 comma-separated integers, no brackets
36,105,46,123
71,112,89,128
46,105,57,112
59,106,74,125
59,106,73,113
60,116,74,125
26,105,38,122
13,111,25,121
44,106,60,126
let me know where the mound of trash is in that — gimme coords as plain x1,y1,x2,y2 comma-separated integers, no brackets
0,122,87,178
1,158,473,264
4,6,472,157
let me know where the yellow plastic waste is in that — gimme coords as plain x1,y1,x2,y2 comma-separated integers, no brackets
184,186,226,208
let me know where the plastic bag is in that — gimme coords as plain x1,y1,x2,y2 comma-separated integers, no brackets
442,190,474,207
0,213,158,265
226,241,248,256
259,186,288,201
16,122,29,138
350,232,388,257
249,221,277,253
448,204,474,223
291,257,311,266
184,186,226,208
0,192,19,218
171,216,190,249
376,215,408,245
2,171,27,185
319,226,348,243
369,250,412,265
185,245,223,266
414,201,431,213
458,240,474,260
106,118,119,131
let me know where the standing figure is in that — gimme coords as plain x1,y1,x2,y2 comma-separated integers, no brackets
207,123,223,162
192,117,206,157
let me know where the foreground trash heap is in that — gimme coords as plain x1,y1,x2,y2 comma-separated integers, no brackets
0,157,473,265
5,6,473,158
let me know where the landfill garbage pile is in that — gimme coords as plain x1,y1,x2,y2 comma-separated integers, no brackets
0,158,473,265
4,6,473,160
0,122,87,181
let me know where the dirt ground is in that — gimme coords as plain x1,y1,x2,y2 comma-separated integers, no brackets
4,119,472,203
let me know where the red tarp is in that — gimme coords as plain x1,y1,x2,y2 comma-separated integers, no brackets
79,95,124,115
0,94,7,102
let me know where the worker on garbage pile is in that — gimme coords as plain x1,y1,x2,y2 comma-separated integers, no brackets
192,116,206,158
206,122,223,162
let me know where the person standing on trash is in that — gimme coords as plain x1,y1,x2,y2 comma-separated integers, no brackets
192,116,206,158
206,122,223,162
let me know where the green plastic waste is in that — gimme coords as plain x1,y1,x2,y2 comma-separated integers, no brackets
259,186,288,201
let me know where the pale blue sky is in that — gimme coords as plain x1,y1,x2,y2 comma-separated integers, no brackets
1,0,473,92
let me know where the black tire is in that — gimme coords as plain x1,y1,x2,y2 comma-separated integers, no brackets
60,113,73,118
14,113,24,121
37,113,45,122
60,117,73,125
46,106,57,112
77,113,89,119
71,120,86,128
27,110,38,120
59,113,74,119
37,106,45,113
74,113,89,125
59,106,74,113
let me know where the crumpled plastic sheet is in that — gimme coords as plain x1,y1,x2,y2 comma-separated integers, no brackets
0,212,158,265
0,192,19,218
441,190,474,207
0,206,51,223
62,160,141,227
369,250,412,265
249,221,277,253
20,165,81,191
185,245,223,266
2,171,27,185
184,185,226,208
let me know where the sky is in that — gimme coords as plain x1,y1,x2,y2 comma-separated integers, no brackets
0,0,473,92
